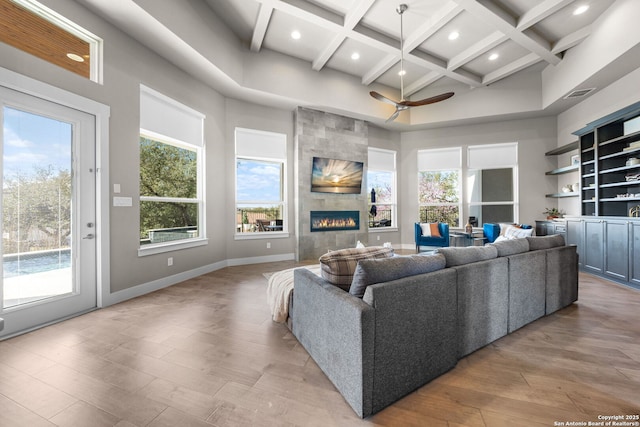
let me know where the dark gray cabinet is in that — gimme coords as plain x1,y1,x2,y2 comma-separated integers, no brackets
565,216,640,290
631,222,640,286
583,219,604,273
604,220,629,281
565,219,583,266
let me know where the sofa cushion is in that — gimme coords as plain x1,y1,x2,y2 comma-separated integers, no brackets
349,253,446,298
491,238,530,257
319,246,394,290
527,234,565,251
420,222,441,237
437,245,498,267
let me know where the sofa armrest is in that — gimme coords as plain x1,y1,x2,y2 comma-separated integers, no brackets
292,269,375,418
363,268,458,414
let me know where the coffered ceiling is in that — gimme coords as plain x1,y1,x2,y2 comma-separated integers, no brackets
73,0,640,128
206,0,613,96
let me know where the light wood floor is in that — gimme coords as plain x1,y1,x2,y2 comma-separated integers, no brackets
0,263,639,426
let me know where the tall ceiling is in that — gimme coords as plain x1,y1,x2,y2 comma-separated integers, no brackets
73,0,640,129
206,0,612,96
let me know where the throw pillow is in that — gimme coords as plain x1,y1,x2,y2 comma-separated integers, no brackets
349,253,446,298
503,225,534,239
319,246,394,290
420,222,441,238
437,245,498,267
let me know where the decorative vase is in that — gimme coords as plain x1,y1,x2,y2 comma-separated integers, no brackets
465,219,473,234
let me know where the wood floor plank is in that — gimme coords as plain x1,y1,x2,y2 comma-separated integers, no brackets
0,262,638,426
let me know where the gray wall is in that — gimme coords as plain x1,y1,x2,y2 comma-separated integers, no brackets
400,116,558,247
0,0,297,295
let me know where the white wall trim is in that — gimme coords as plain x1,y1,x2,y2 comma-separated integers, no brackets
103,252,295,307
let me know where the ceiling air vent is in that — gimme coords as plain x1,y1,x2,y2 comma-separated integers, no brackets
564,88,596,99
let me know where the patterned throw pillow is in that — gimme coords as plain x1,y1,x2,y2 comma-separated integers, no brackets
420,222,441,238
319,246,394,290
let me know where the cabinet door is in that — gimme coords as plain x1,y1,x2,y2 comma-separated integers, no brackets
604,220,629,281
631,222,640,286
583,219,604,273
565,219,583,266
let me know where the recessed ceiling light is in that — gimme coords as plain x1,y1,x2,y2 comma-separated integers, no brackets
573,5,589,15
489,53,499,61
398,69,406,76
291,30,301,40
351,52,360,60
448,31,459,41
66,53,85,62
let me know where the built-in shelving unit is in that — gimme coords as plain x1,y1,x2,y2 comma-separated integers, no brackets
573,101,640,217
545,141,579,198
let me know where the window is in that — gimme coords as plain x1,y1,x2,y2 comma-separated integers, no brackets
235,128,287,237
139,85,205,255
367,148,396,229
467,143,518,224
0,0,103,82
417,148,462,227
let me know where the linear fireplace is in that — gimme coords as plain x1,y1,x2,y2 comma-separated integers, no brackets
310,210,360,232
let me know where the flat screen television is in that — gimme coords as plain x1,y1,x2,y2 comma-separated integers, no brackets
311,156,364,194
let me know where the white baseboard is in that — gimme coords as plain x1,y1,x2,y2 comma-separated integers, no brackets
104,252,295,307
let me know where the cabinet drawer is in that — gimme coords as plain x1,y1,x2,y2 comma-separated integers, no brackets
554,224,566,233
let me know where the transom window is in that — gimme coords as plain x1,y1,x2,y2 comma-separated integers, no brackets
0,0,103,82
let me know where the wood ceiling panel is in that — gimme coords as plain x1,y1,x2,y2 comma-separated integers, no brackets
0,0,90,78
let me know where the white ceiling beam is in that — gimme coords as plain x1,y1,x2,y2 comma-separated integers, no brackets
362,53,398,85
551,25,591,54
455,0,561,66
250,3,274,52
260,0,482,88
404,71,442,97
403,1,463,53
312,33,345,71
517,0,575,30
447,31,507,71
482,52,542,85
311,0,375,71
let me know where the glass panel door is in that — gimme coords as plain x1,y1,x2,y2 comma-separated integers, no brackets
1,86,96,338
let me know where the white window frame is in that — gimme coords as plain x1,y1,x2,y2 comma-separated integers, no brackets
467,143,519,224
234,128,288,240
138,86,206,256
367,147,397,232
417,147,463,227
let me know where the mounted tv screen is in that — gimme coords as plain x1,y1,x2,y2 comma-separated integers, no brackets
311,157,364,194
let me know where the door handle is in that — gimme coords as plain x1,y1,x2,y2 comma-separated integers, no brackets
83,234,95,240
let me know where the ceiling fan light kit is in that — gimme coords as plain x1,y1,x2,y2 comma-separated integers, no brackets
370,3,454,122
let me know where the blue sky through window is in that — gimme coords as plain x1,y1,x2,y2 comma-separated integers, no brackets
3,107,71,180
236,159,282,202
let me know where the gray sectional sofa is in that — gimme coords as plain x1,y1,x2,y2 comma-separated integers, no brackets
291,235,578,418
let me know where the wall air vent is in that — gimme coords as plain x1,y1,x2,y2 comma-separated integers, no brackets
563,88,596,99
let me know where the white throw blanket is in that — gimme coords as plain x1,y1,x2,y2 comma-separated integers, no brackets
266,264,321,323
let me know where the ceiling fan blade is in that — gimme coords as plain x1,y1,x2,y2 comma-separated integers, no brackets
401,92,454,107
386,109,401,123
370,91,400,107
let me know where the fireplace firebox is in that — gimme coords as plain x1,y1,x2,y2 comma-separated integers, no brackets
310,210,360,232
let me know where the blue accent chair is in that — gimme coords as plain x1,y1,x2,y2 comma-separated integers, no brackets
415,222,450,252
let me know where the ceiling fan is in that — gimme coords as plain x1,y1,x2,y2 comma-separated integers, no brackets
370,4,454,122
